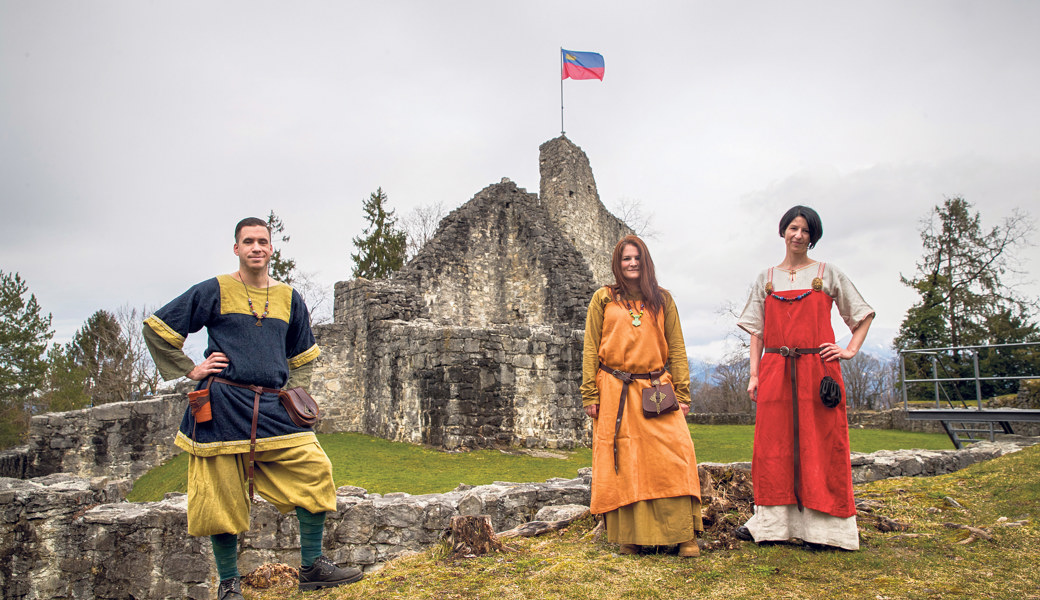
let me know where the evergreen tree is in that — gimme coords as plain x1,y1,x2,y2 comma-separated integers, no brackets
895,198,1038,399
67,310,133,405
266,210,296,285
895,197,1036,351
37,345,91,413
350,187,407,279
0,270,53,447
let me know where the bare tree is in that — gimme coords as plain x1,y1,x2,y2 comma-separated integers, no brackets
710,352,752,413
841,351,883,411
611,196,656,239
292,271,333,326
115,305,163,398
402,201,447,260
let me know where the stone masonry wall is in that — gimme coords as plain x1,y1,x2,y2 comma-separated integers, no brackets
0,471,592,600
0,396,183,481
312,178,597,449
313,303,588,449
399,179,596,329
538,136,633,286
3,440,1034,600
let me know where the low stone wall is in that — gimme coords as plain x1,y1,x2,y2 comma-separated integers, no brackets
0,396,184,481
0,471,592,600
3,439,1034,600
687,413,756,426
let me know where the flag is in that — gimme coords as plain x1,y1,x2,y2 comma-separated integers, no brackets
562,49,604,81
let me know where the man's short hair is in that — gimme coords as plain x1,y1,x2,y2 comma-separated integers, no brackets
234,217,271,242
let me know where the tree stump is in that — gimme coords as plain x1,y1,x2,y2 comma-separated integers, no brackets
449,515,510,557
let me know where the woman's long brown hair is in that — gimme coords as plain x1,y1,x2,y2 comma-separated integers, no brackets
608,235,665,316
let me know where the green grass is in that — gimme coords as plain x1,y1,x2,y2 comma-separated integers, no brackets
126,425,952,503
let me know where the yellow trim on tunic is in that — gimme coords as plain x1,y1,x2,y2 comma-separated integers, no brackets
289,343,321,370
216,274,293,323
143,314,185,349
175,429,318,456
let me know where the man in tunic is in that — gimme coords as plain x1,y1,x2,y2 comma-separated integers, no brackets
143,217,361,599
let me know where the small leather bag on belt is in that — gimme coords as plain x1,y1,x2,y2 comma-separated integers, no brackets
278,387,320,427
187,378,214,423
641,369,679,418
820,376,841,408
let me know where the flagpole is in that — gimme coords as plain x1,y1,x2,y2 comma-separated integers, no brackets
560,47,565,135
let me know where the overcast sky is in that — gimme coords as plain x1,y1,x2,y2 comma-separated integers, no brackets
2,1,1039,363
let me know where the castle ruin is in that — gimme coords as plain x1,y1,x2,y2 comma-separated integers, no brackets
309,136,632,449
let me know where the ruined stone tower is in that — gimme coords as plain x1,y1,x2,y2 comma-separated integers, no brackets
310,136,632,450
539,136,632,285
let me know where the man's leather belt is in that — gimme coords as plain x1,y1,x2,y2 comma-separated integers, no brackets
598,364,655,474
211,376,282,501
762,346,823,512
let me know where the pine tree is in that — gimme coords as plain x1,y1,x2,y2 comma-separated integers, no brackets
895,198,1038,399
895,197,1037,352
266,210,296,285
67,310,133,405
350,187,408,279
0,270,53,447
37,345,91,413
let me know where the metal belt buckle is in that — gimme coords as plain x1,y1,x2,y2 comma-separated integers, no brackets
779,346,791,357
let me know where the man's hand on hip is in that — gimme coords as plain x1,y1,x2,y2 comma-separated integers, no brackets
188,352,229,381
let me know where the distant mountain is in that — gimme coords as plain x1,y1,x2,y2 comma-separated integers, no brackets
687,358,715,383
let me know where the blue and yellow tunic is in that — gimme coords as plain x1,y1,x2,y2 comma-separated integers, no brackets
144,274,321,456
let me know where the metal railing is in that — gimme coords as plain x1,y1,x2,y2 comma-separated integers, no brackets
898,342,1040,448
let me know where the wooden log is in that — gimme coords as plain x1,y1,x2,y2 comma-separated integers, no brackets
449,515,511,557
497,508,590,539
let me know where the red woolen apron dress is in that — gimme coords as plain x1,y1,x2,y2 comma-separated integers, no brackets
753,264,855,518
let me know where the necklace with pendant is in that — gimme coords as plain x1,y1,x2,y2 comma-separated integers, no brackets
239,275,270,326
626,301,645,327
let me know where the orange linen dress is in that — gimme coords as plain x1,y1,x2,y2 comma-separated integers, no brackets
582,287,702,545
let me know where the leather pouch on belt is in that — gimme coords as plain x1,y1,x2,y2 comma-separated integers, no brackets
188,388,212,423
820,376,841,408
641,370,679,418
279,387,320,428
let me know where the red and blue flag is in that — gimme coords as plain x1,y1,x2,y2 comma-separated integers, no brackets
562,49,604,81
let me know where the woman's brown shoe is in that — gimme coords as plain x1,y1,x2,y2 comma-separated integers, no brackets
678,540,700,557
619,544,640,555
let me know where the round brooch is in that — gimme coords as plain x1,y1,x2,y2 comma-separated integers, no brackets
764,282,774,295
811,277,823,291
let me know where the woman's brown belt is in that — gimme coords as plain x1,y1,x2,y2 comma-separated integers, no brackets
598,364,656,474
210,376,283,501
762,346,822,512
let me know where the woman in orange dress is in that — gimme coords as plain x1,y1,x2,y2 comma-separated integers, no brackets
737,206,874,550
581,235,703,556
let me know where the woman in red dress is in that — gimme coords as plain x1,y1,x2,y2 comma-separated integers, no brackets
736,206,874,550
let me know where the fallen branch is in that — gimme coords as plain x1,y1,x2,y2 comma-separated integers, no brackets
497,509,590,539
